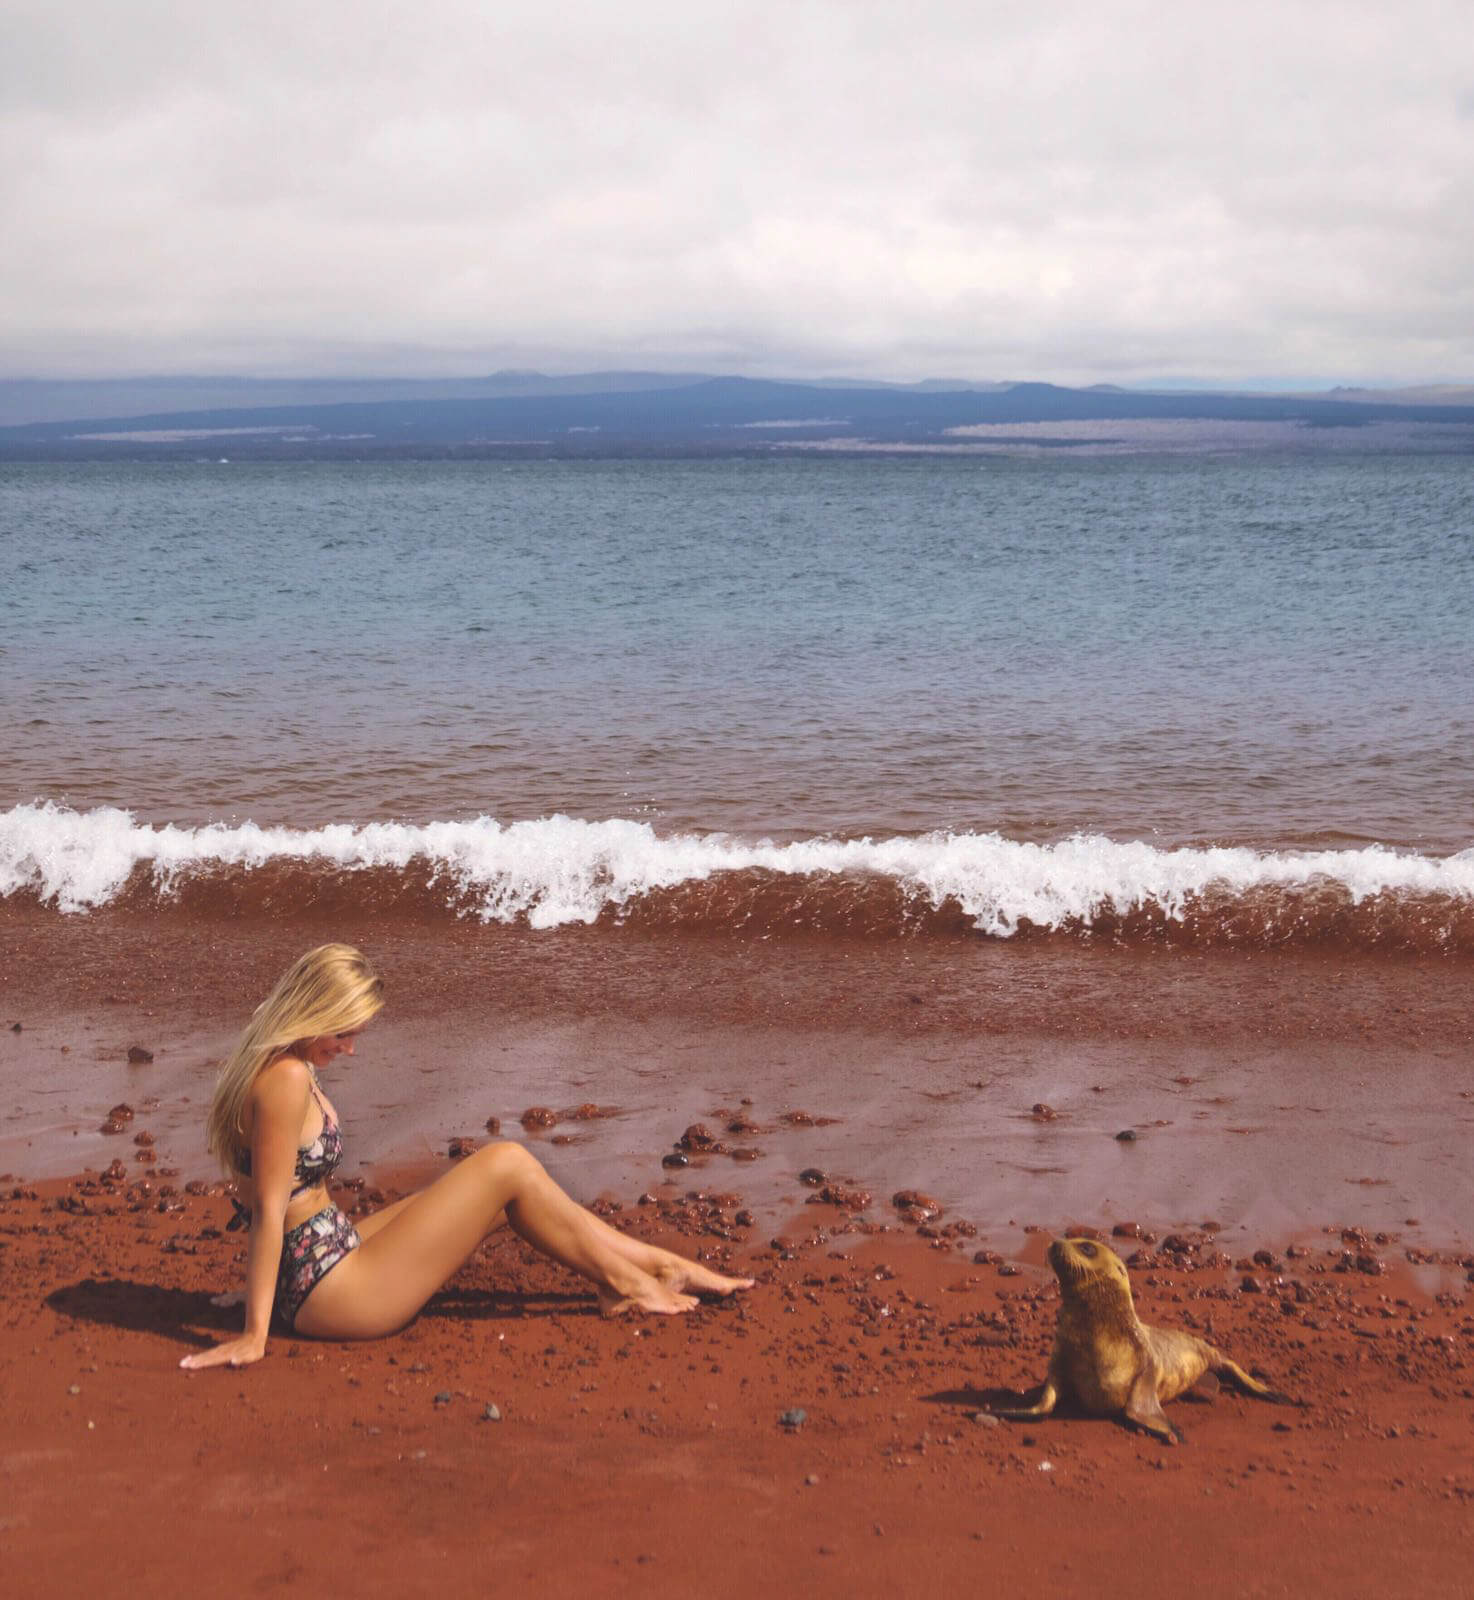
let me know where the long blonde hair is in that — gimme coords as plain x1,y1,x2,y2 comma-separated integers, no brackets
206,944,384,1173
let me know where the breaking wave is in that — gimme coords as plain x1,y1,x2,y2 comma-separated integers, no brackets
3,803,1473,952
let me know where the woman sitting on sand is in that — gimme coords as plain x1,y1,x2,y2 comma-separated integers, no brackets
181,943,750,1370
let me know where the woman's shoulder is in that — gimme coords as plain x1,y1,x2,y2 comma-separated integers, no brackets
249,1053,313,1111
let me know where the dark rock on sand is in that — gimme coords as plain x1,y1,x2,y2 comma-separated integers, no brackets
662,1152,690,1169
448,1138,476,1159
1115,1129,1138,1142
892,1190,942,1221
731,1147,761,1162
779,1408,807,1430
520,1107,557,1131
678,1124,720,1152
126,1046,154,1064
799,1167,827,1187
1031,1103,1057,1121
133,1131,154,1146
107,1103,135,1122
484,1116,501,1136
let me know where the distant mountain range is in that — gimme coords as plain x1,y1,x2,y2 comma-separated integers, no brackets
1,372,1472,459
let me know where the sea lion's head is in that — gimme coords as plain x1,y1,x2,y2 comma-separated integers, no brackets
1047,1236,1134,1306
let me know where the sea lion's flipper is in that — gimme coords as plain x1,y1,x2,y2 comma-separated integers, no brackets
991,1378,1058,1420
1211,1354,1292,1404
1124,1367,1181,1445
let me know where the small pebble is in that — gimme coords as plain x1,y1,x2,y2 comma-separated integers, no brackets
126,1046,154,1064
804,1473,820,1486
1115,1129,1137,1142
779,1408,807,1430
482,1403,502,1422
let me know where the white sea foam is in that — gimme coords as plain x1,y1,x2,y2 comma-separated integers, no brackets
4,802,1473,934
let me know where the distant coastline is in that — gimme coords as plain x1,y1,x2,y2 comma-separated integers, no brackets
2,373,1473,460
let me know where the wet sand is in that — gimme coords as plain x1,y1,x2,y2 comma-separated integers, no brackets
2,910,1473,1594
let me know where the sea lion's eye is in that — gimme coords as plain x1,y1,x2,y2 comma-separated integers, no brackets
1079,1243,1096,1256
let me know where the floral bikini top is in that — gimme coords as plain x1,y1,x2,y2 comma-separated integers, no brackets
228,1073,343,1230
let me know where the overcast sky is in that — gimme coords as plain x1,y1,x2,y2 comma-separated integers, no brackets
4,1,1472,384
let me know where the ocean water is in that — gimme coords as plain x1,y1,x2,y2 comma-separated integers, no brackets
3,453,1472,947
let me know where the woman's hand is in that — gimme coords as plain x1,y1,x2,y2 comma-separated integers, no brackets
179,1334,267,1371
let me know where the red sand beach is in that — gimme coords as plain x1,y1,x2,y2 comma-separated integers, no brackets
3,908,1473,1596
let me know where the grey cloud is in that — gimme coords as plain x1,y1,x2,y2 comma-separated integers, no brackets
3,0,1472,382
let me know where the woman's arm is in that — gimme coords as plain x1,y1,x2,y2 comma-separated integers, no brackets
180,1059,310,1371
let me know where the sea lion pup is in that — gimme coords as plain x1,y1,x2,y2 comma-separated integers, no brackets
991,1236,1289,1444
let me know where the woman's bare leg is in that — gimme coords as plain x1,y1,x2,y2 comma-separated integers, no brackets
351,1190,495,1242
353,1182,747,1297
293,1143,746,1339
349,1166,751,1294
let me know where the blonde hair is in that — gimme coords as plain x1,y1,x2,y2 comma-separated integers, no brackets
206,943,384,1174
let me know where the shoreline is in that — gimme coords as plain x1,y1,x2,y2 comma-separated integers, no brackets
4,913,1472,1244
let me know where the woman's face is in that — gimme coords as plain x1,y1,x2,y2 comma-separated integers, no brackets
300,1029,363,1069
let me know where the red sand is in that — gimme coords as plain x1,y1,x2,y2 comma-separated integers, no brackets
3,910,1473,1595
5,1183,1473,1598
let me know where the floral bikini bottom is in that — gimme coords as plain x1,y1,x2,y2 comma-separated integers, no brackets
278,1205,361,1328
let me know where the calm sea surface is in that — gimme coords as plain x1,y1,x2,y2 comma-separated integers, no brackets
5,454,1471,850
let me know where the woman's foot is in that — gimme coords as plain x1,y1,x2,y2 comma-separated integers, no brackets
597,1272,701,1317
592,1213,756,1299
649,1255,755,1297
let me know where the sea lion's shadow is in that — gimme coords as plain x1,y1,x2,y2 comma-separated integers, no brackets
47,1278,238,1348
924,1384,1121,1425
924,1383,1039,1412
